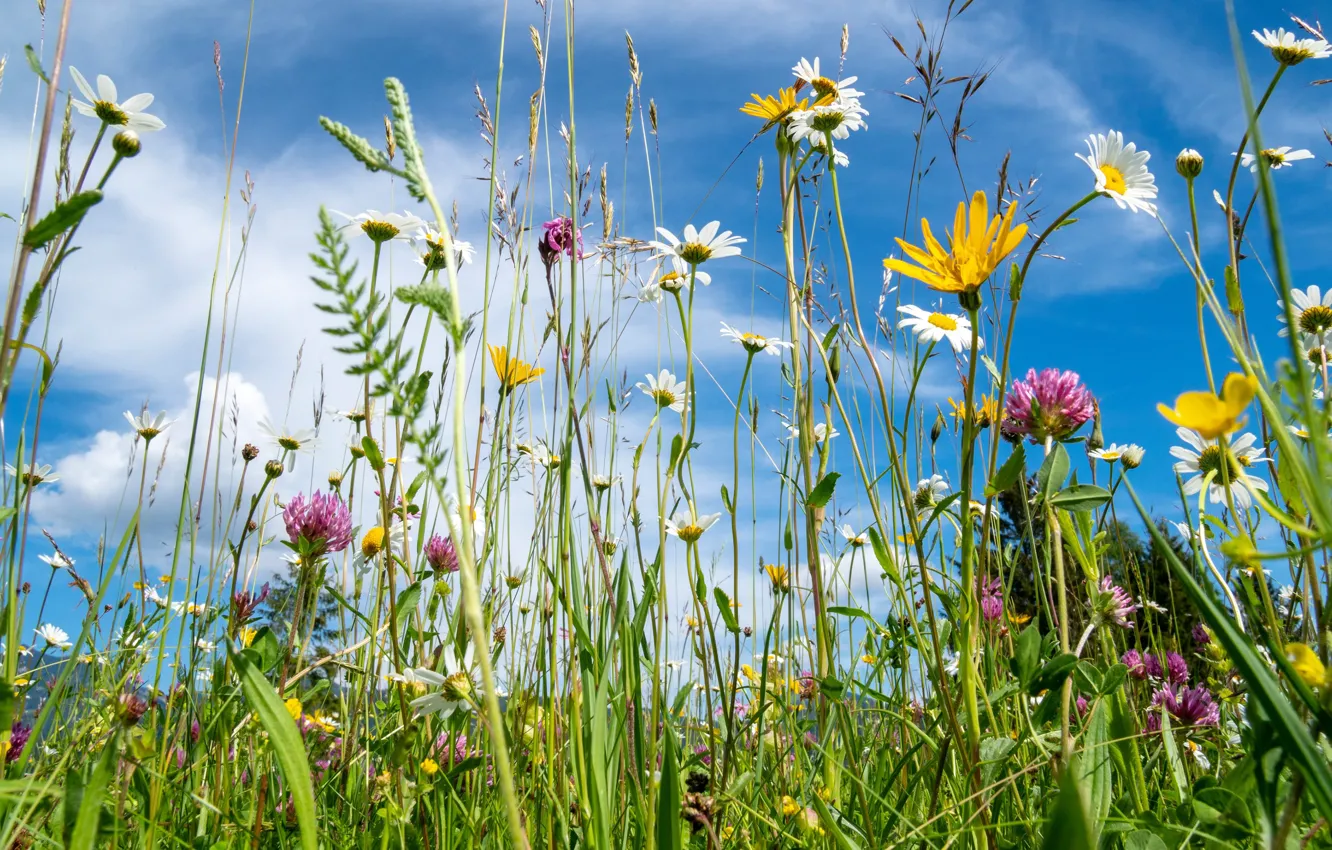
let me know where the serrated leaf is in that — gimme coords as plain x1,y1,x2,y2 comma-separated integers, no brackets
807,472,840,508
23,190,102,249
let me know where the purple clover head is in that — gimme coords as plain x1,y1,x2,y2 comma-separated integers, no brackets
1165,651,1189,686
1192,623,1211,646
425,534,459,574
1095,575,1137,628
978,577,1004,622
1121,649,1147,679
1152,685,1219,728
283,491,353,559
1001,368,1096,443
7,723,30,764
539,216,582,264
1144,653,1163,680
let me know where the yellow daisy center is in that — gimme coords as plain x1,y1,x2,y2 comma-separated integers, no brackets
678,243,712,265
926,312,958,331
676,524,704,543
1099,164,1127,195
811,76,839,97
651,389,678,408
1299,304,1332,335
93,100,129,125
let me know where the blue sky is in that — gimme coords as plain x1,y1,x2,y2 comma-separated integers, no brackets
1,0,1329,647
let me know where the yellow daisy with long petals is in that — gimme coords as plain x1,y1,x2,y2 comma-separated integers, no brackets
1157,373,1257,440
740,87,808,129
489,345,545,393
885,191,1027,298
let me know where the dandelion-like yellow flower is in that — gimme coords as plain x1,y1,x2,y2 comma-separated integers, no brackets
284,697,302,721
741,664,758,682
780,795,800,816
739,87,823,132
1157,373,1258,440
421,757,440,775
946,395,1000,429
885,191,1027,298
239,626,258,648
1008,611,1032,627
765,562,790,593
1285,643,1327,689
860,654,876,664
488,345,545,393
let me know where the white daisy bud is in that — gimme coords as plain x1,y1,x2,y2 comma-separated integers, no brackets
1175,148,1203,179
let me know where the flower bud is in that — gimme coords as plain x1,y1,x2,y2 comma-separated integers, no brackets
241,443,259,462
1120,445,1145,469
264,460,283,479
328,470,343,488
1175,148,1203,179
112,130,142,158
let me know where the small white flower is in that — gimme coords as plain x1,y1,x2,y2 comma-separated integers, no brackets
34,624,71,650
125,409,173,440
1171,428,1269,510
409,644,479,718
413,226,475,269
6,463,58,487
1076,131,1158,216
68,66,165,132
1278,285,1332,343
445,498,486,542
1238,146,1314,172
331,209,425,243
637,370,687,414
785,422,840,443
258,417,317,472
195,639,217,652
787,99,868,144
914,474,950,509
1184,739,1212,771
648,221,745,266
791,57,865,101
665,659,685,671
663,511,721,543
1088,443,1144,464
1141,599,1168,615
720,322,793,356
38,552,72,570
1253,27,1332,65
897,305,978,353
840,524,867,546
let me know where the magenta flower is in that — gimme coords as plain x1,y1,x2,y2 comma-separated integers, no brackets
232,582,270,621
1121,649,1147,679
1147,685,1219,731
1192,623,1211,646
978,577,1004,622
425,534,458,574
1093,575,1137,628
283,491,353,558
7,722,30,764
1144,653,1163,680
1001,368,1095,443
1165,651,1189,686
539,216,582,264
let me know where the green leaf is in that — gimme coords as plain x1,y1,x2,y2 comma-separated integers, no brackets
810,794,864,850
986,443,1026,497
360,436,384,471
713,587,739,633
1159,711,1189,801
1010,624,1042,690
1050,484,1112,512
1075,702,1112,844
68,730,120,850
248,626,280,671
1124,830,1168,850
24,45,47,83
656,729,681,850
1042,764,1092,850
1030,653,1077,696
22,190,102,249
231,651,318,850
1099,663,1128,696
866,527,900,583
1036,443,1070,502
395,283,454,328
979,353,1002,384
395,580,423,619
806,472,840,508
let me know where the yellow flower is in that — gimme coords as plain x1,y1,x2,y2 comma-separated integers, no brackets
765,562,789,593
885,191,1028,296
13,677,29,687
721,825,735,840
1157,373,1258,440
489,345,545,393
239,627,258,648
780,795,800,816
420,758,440,776
284,698,302,721
361,526,386,558
860,654,876,664
1008,611,1032,627
946,394,1000,429
741,664,758,682
1284,643,1327,689
309,711,337,733
739,87,822,131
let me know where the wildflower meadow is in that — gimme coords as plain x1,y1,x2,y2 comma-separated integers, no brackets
4,0,1332,847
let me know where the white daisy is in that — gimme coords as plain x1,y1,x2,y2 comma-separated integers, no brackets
791,57,865,101
663,511,721,543
637,370,687,414
258,417,317,472
5,462,58,487
665,659,685,671
942,649,961,677
810,139,850,168
1253,28,1332,65
839,524,867,547
1278,285,1332,342
914,474,950,510
445,497,487,542
1238,146,1314,172
38,552,72,569
897,305,977,353
648,221,745,267
409,644,479,718
787,99,868,144
125,409,173,441
637,280,663,304
68,67,165,132
1171,427,1269,510
195,639,217,652
785,422,840,443
332,209,425,244
1088,443,1144,464
1184,740,1212,771
413,226,475,270
34,624,71,650
719,322,794,356
656,258,712,292
1077,131,1158,216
